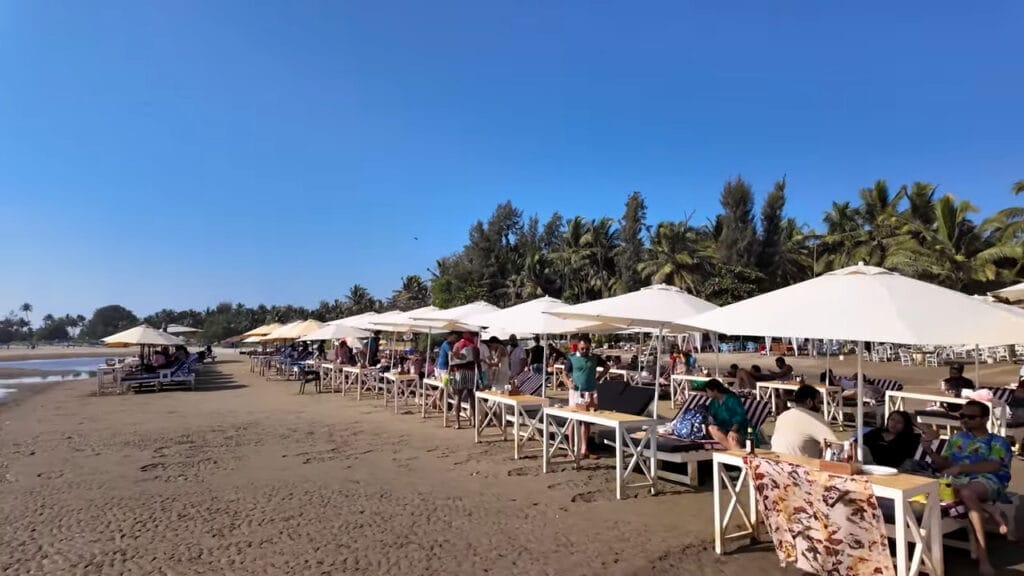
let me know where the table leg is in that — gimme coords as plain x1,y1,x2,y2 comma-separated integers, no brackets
513,406,521,460
474,394,481,443
927,487,944,576
541,411,549,473
894,495,908,576
501,404,508,442
649,428,658,495
615,425,624,501
442,387,448,429
713,459,724,554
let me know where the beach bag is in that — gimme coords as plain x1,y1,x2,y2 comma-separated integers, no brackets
672,406,710,440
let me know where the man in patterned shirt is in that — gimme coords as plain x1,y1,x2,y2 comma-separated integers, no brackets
922,400,1010,576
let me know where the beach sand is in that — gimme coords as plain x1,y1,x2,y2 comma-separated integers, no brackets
1,350,1022,574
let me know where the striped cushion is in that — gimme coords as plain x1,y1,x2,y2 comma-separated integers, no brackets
514,371,544,397
985,387,1015,405
868,378,903,392
671,394,770,436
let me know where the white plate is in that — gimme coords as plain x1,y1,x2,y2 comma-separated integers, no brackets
862,465,898,476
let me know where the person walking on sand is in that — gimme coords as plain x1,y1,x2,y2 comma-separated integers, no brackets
560,335,609,459
449,332,479,429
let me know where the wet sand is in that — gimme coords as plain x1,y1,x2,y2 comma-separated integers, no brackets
1,351,1021,574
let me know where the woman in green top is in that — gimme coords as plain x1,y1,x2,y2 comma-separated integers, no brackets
705,379,749,451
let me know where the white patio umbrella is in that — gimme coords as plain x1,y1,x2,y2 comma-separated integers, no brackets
299,323,371,342
684,263,1024,460
165,324,201,335
464,297,624,397
328,311,379,327
410,301,500,328
991,281,1024,305
367,306,454,369
548,285,719,418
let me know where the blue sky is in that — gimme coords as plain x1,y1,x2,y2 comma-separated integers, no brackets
2,1,1022,321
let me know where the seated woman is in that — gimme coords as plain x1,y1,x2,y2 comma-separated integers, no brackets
704,379,749,451
863,411,920,468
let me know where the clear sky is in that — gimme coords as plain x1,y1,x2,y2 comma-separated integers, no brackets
2,1,1022,321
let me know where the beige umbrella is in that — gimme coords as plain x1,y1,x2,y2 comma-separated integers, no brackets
166,324,201,335
272,319,325,340
242,322,283,338
102,325,185,347
991,281,1024,305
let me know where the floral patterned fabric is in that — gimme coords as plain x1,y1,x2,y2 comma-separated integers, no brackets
745,456,895,576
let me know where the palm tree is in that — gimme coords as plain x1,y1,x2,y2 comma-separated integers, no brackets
582,217,621,298
638,220,714,293
1013,180,1024,196
550,216,590,303
19,303,32,324
345,284,378,314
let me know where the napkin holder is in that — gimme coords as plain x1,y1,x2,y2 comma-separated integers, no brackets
818,460,862,475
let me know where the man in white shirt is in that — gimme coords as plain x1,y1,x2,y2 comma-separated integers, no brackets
770,385,838,458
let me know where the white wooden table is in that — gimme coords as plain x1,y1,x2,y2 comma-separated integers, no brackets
382,372,420,413
669,374,738,405
885,390,1006,436
343,366,379,400
474,390,550,459
541,406,658,500
318,363,340,392
756,381,843,427
712,450,943,576
421,378,448,425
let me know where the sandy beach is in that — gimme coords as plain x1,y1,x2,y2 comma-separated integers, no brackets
1,350,1022,575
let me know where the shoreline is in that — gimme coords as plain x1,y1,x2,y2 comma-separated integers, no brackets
0,346,135,363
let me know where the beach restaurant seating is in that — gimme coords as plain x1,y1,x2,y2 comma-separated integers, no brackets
839,376,903,425
610,393,771,487
892,437,1019,551
120,354,201,392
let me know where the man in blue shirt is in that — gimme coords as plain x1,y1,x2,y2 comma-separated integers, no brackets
434,331,459,380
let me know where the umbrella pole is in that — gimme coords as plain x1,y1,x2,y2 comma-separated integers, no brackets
713,333,720,376
856,340,864,462
542,335,548,399
654,327,663,419
974,344,980,383
638,332,643,384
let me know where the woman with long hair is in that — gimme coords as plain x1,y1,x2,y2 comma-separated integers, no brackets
704,379,749,451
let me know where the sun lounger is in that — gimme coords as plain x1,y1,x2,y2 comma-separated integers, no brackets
119,355,200,392
608,393,771,487
839,377,903,425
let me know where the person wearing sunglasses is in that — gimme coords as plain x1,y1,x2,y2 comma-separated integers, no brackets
921,400,1010,576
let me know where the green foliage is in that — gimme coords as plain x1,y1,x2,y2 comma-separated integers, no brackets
10,179,1023,343
81,305,139,341
717,176,758,267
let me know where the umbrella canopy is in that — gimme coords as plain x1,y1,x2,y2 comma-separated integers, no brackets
299,323,372,342
165,324,201,335
241,336,265,344
546,284,718,332
368,306,453,333
328,311,379,327
345,310,405,331
991,281,1024,305
259,321,305,342
241,322,283,338
272,319,325,340
466,296,620,335
102,325,185,347
685,264,1024,346
410,301,499,330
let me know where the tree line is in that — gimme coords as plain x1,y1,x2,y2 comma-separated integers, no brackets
4,177,1021,346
